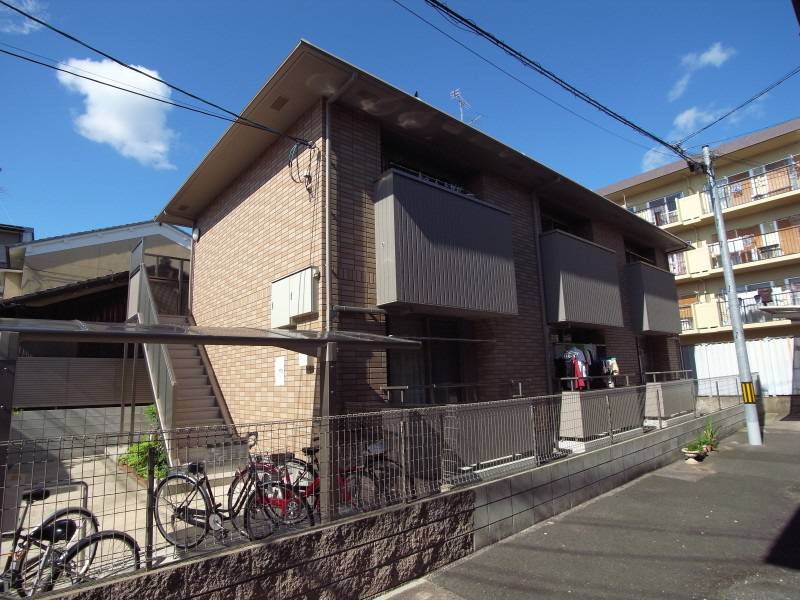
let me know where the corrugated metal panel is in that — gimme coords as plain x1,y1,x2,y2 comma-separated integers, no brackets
624,262,681,334
374,170,517,315
686,336,799,396
13,358,154,409
540,230,624,327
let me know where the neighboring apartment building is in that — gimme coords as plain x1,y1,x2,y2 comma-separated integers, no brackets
0,223,34,296
598,119,800,396
0,220,190,300
156,42,685,424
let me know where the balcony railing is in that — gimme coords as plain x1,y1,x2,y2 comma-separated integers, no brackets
627,156,798,230
628,204,680,227
718,289,800,327
708,223,800,269
718,156,799,209
679,305,694,331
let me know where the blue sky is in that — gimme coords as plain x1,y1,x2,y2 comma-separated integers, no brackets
0,0,798,238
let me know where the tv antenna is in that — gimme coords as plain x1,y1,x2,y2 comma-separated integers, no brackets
450,88,471,122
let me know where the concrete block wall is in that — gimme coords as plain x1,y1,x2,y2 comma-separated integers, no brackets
62,405,745,600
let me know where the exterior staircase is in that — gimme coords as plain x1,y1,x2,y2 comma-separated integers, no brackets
159,315,228,429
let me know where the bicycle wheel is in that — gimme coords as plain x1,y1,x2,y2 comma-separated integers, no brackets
154,473,210,549
227,464,275,536
56,531,140,587
263,482,314,527
242,489,277,541
12,507,100,597
342,471,381,512
369,459,410,504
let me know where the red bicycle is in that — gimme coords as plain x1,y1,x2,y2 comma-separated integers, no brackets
228,440,408,527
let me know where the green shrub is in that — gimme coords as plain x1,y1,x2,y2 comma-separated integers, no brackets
699,417,717,449
119,405,168,479
685,440,705,453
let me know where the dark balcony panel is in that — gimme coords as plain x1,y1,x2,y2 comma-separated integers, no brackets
624,261,681,334
374,170,517,316
539,230,624,327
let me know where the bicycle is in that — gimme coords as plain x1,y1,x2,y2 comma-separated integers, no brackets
1,487,140,596
154,452,287,550
266,439,410,524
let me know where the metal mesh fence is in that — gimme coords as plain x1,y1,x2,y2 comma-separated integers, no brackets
0,377,743,596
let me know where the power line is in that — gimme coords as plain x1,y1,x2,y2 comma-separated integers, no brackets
0,0,312,147
677,64,800,145
419,0,698,166
389,0,678,161
0,47,282,132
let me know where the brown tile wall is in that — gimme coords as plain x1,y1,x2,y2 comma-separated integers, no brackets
191,102,325,425
329,105,388,413
469,174,551,399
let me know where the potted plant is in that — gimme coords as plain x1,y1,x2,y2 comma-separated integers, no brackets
681,439,707,464
699,418,718,453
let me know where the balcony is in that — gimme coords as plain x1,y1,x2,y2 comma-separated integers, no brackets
623,261,681,334
667,222,800,281
681,289,800,334
540,229,624,327
627,155,800,231
374,169,518,316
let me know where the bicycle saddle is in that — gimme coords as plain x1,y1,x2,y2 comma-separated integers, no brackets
29,519,78,545
302,446,319,456
21,488,51,503
186,462,205,475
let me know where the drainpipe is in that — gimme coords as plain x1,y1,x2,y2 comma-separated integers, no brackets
319,73,356,524
324,72,357,334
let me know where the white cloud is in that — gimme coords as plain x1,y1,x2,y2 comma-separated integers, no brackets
668,42,735,101
682,42,736,70
667,73,691,103
0,0,46,34
640,106,727,171
57,58,176,169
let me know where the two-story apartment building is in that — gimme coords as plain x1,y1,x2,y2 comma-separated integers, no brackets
599,119,800,397
156,42,686,423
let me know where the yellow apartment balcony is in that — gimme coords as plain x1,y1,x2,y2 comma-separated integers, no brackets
667,222,800,282
628,155,800,233
679,288,800,336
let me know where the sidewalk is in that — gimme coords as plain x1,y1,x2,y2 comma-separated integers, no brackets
380,418,800,600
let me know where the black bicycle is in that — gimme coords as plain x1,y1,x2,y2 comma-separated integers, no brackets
153,453,286,550
1,488,140,596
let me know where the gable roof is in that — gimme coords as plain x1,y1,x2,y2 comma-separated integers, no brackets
11,221,191,259
156,41,687,252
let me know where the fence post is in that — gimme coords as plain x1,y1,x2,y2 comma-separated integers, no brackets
656,386,663,430
715,380,722,412
399,414,408,500
145,443,155,569
604,394,614,443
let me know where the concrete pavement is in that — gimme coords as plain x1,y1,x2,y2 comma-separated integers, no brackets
380,417,800,600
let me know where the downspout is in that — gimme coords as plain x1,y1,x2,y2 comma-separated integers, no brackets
319,73,356,524
324,72,357,334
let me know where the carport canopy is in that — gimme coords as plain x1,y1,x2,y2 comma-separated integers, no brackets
0,318,421,353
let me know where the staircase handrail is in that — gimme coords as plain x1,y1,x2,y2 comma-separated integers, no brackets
135,265,177,464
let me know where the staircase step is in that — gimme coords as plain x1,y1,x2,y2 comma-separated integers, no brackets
175,407,222,420
176,395,218,408
172,357,203,369
174,415,226,428
159,315,189,325
178,376,210,389
174,366,205,379
168,346,199,357
177,385,214,398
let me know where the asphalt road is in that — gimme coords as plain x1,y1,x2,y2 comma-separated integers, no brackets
381,417,800,600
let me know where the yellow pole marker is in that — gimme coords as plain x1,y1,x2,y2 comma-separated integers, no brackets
741,381,756,404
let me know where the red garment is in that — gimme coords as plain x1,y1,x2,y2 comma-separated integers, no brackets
572,356,586,389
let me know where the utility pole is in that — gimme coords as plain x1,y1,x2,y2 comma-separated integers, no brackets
703,145,762,445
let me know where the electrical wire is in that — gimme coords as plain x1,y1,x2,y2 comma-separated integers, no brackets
677,64,800,145
389,0,679,161
0,41,211,111
0,47,289,133
0,0,313,147
419,0,698,166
